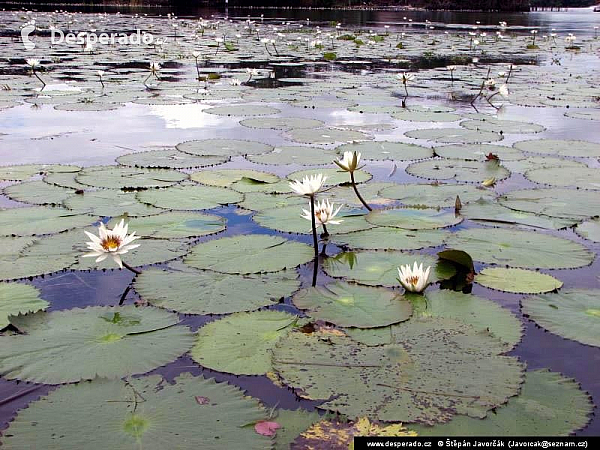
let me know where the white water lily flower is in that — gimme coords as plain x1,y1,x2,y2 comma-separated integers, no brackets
301,199,343,228
97,70,105,78
289,173,327,196
149,62,161,73
484,78,496,89
498,84,509,98
334,151,362,173
397,262,431,293
26,58,40,68
398,72,414,84
83,219,140,269
192,51,201,58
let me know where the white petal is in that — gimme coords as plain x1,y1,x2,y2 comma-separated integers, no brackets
111,254,123,269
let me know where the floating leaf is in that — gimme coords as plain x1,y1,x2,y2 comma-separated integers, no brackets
0,206,93,237
185,235,314,274
107,212,225,239
335,141,433,161
333,227,445,251
499,188,600,219
513,139,600,158
191,310,298,375
64,189,163,217
287,168,371,186
525,166,600,190
461,118,545,134
4,181,75,205
255,421,281,437
274,409,323,450
2,373,270,449
366,208,462,230
287,127,370,145
177,139,273,157
521,289,600,348
76,166,187,190
116,149,228,169
0,283,48,329
0,306,194,384
246,145,337,166
240,117,323,131
191,169,279,187
475,268,563,294
405,128,503,144
406,159,510,183
272,319,523,424
134,264,300,315
136,184,243,211
292,282,412,328
203,105,280,116
412,369,593,436
575,218,600,243
379,183,493,208
444,228,594,269
434,143,525,161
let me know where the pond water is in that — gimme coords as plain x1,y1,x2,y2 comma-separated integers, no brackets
0,5,599,447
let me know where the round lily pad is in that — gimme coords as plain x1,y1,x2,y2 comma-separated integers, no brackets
365,208,462,230
2,373,271,449
0,206,93,237
107,212,225,239
522,289,600,348
513,139,600,158
413,369,593,436
254,205,373,235
116,149,228,169
565,110,600,121
475,268,563,294
184,235,314,274
406,159,510,183
287,168,371,186
334,141,433,161
64,190,163,217
461,118,545,134
191,310,299,375
203,105,280,116
191,169,279,187
287,127,370,145
246,146,337,166
136,184,243,211
323,251,456,288
333,227,445,251
238,192,306,212
434,144,524,161
292,282,412,328
273,409,324,450
134,264,300,315
177,139,272,157
240,117,323,130
0,305,194,384
444,228,594,269
405,128,503,144
502,157,585,174
524,167,600,190
272,319,523,424
575,218,600,242
76,166,187,190
499,188,600,219
4,180,75,206
392,109,461,122
379,183,492,208
0,164,79,181
0,283,48,329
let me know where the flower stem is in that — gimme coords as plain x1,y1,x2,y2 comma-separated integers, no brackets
350,172,372,211
119,285,132,305
321,223,329,238
33,71,46,88
311,255,318,287
309,195,319,258
122,261,141,275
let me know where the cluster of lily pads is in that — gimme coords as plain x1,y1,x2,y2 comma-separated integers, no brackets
0,7,599,448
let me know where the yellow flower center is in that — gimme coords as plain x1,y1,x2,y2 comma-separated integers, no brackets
407,276,419,286
101,235,122,252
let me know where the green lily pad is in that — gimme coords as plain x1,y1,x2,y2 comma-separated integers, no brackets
76,166,188,190
4,181,75,206
513,139,600,158
333,227,445,251
0,206,94,236
444,228,594,269
503,157,585,174
287,168,371,186
413,369,593,436
184,235,314,274
392,110,461,122
407,159,510,183
475,268,563,294
254,205,373,235
525,166,600,190
334,141,433,161
379,183,492,208
0,283,49,329
107,212,225,239
461,118,545,134
434,144,525,161
366,208,463,230
521,289,600,348
565,110,600,121
405,128,503,144
575,218,600,242
0,305,194,384
203,105,280,116
287,127,370,145
348,289,522,351
177,139,273,157
134,263,300,315
191,310,298,375
292,282,412,328
0,164,80,181
2,373,270,449
64,190,163,217
274,409,324,450
323,251,456,288
247,145,338,166
116,149,228,169
136,184,243,211
191,169,279,187
239,192,306,212
499,188,600,219
272,319,523,424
